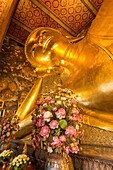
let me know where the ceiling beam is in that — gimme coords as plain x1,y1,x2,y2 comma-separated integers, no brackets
31,0,78,36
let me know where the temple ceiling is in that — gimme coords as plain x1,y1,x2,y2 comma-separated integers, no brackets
6,0,104,45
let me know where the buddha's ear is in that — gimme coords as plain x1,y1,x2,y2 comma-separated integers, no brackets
66,35,85,43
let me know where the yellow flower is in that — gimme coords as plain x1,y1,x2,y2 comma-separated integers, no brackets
27,157,30,161
16,163,20,167
29,162,31,164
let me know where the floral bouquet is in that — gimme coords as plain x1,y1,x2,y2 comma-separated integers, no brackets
11,154,31,170
31,84,84,154
0,150,13,162
0,113,19,143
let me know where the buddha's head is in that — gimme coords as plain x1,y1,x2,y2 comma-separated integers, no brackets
25,27,69,72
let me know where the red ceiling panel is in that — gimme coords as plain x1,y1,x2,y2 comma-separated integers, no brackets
6,0,104,44
91,0,104,9
40,0,95,32
13,0,62,30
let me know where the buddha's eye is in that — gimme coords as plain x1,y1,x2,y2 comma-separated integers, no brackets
42,31,46,34
32,47,35,51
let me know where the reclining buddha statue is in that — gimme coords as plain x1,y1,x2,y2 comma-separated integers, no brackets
16,0,113,139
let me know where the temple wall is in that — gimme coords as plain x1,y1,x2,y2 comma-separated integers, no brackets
0,37,60,114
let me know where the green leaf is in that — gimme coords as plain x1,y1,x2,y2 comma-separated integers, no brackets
55,128,60,136
41,141,43,149
43,137,47,141
59,119,67,129
48,106,52,111
14,166,18,170
51,130,54,134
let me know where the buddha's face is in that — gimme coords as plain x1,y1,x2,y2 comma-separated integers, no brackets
25,27,68,70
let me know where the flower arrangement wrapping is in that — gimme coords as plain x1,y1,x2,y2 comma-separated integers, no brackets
11,154,31,170
0,150,13,162
0,113,19,143
31,84,84,154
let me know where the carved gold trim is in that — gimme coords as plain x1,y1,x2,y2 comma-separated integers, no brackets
12,18,32,33
81,0,97,15
7,34,25,45
88,0,99,11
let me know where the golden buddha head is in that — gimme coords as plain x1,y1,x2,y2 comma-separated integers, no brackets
25,27,69,72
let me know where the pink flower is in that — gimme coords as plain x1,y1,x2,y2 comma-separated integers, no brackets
53,136,59,142
32,142,36,150
70,143,79,153
36,106,39,109
3,135,5,138
72,108,79,114
52,107,57,111
49,120,59,129
36,99,42,105
47,147,53,153
80,130,84,136
6,124,10,128
32,118,36,126
50,100,55,104
76,114,83,123
43,111,53,122
61,89,67,92
55,108,66,119
40,126,50,138
57,84,61,87
69,115,77,121
45,96,52,102
59,135,66,142
35,135,40,144
67,103,71,106
51,136,61,148
36,118,45,127
72,98,77,104
7,138,10,142
43,103,47,108
65,126,76,136
41,110,45,115
64,146,69,154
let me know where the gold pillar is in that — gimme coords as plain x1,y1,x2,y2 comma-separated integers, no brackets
16,77,43,121
0,0,18,49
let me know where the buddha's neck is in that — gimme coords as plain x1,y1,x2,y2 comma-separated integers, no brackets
61,38,87,70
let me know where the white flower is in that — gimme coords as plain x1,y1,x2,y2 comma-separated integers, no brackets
76,125,79,130
12,131,16,135
55,96,60,98
47,147,53,153
61,97,66,100
3,126,6,130
7,132,10,137
43,111,53,122
57,101,61,104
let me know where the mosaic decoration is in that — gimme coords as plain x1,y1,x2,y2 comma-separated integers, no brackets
7,21,30,43
82,124,113,146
